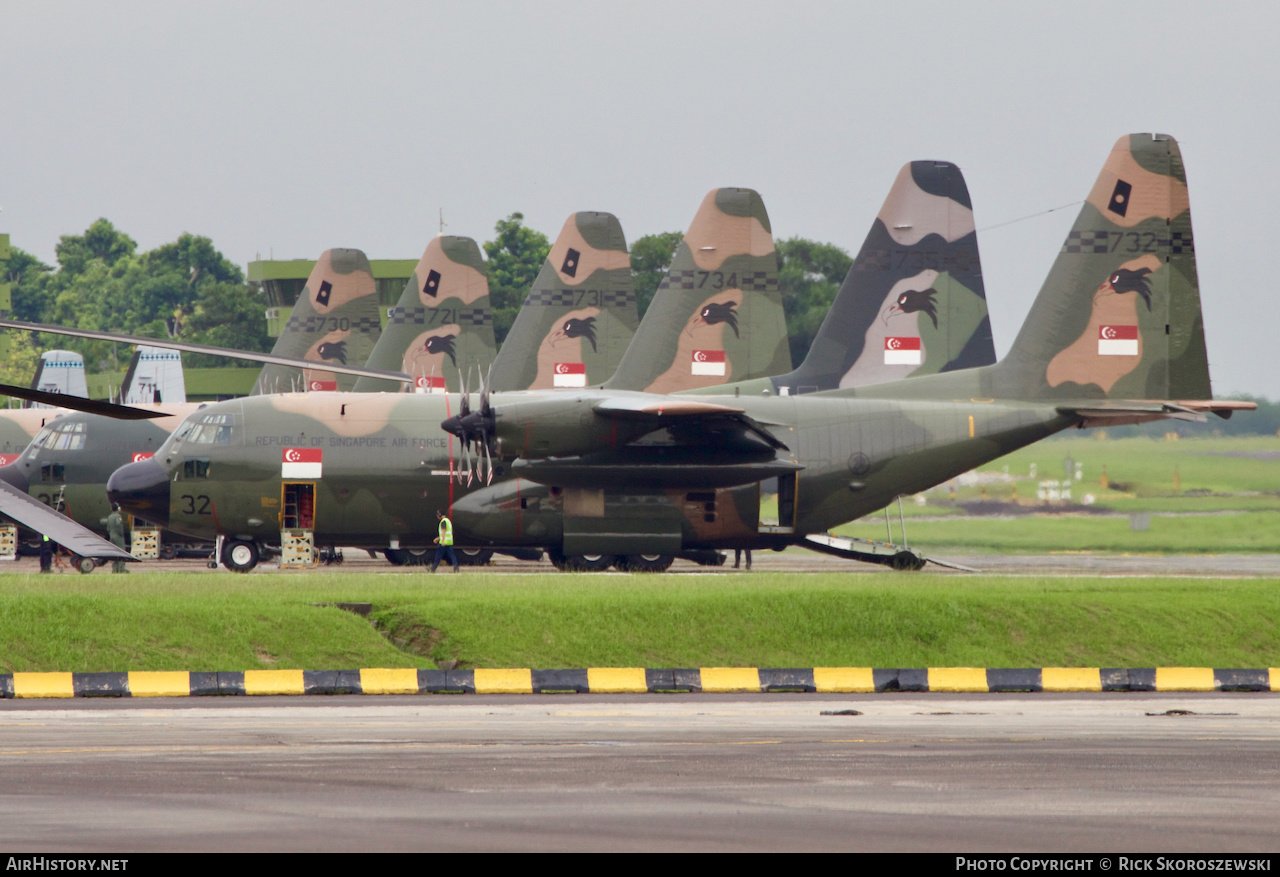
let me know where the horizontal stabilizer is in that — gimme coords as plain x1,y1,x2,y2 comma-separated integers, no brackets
0,480,135,560
1058,398,1255,428
0,319,412,384
0,383,171,419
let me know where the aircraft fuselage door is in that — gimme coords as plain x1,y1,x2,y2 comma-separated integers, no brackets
281,482,316,529
758,473,797,534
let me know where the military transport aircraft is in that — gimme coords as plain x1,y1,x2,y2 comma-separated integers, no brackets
0,250,409,554
102,134,1248,573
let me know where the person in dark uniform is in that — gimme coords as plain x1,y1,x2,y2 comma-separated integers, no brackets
106,504,129,573
39,534,54,573
733,548,752,570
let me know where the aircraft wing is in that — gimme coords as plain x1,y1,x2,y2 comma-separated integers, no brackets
593,397,790,451
0,319,413,384
0,479,134,560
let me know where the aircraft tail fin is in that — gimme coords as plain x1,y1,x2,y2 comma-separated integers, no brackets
121,346,186,404
776,161,994,394
252,248,381,395
993,134,1212,403
605,188,790,393
355,236,494,394
27,350,88,408
489,212,637,391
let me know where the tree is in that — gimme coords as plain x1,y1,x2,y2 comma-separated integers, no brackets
629,231,682,318
775,236,852,366
483,213,551,344
53,218,136,276
6,221,270,376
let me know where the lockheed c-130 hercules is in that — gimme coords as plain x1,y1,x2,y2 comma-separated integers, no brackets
92,134,1250,572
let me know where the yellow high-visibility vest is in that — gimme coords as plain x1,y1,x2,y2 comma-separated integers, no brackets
438,516,453,546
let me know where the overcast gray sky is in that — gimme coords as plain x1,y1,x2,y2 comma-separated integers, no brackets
5,1,1278,397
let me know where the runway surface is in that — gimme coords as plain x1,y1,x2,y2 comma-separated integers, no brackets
3,693,1278,851
13,550,1280,577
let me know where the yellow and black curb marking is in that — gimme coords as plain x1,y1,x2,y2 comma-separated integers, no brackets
0,667,1276,698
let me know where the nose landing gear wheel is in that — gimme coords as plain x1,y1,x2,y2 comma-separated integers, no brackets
222,540,259,572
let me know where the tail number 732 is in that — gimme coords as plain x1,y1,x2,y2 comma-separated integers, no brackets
179,494,212,515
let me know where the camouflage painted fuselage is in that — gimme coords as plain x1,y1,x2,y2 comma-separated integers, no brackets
130,389,1070,552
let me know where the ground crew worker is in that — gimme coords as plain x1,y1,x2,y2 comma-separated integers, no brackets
39,534,54,573
106,504,129,573
431,508,459,573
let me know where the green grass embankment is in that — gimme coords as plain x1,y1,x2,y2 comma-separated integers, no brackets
834,512,1280,553
2,572,1277,673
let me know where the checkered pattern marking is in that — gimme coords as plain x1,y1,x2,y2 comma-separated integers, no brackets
1061,231,1115,254
739,271,778,292
459,307,492,326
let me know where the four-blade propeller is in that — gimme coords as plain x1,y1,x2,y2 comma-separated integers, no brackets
440,365,497,485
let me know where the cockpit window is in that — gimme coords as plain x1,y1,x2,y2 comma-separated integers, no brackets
25,422,86,457
175,412,237,446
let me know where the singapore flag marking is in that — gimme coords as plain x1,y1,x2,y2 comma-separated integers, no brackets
691,349,726,376
308,380,338,392
415,375,446,393
1098,325,1139,356
884,337,922,365
553,362,587,387
282,447,323,478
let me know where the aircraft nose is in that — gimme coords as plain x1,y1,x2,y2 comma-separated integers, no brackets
0,461,29,493
107,458,170,526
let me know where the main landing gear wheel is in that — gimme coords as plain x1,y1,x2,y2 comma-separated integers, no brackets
547,550,615,572
383,548,432,566
615,554,674,573
457,548,493,566
222,539,260,573
72,555,96,575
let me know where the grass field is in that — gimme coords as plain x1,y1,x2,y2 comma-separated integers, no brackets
2,571,1277,673
820,435,1280,552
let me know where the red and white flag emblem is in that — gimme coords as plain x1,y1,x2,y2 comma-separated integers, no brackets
884,336,922,365
553,362,587,387
282,447,323,478
415,375,446,393
1098,325,1139,356
691,349,727,376
131,452,154,463
308,380,338,392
